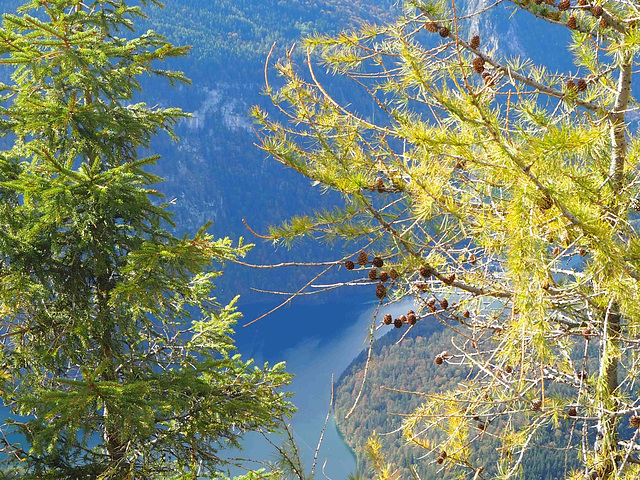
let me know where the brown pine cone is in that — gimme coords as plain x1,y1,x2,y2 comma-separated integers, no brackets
369,268,377,281
443,273,456,286
468,253,477,264
383,313,393,325
344,260,355,270
425,21,438,33
375,283,387,299
374,177,385,192
482,71,495,86
462,310,470,318
439,26,450,37
567,15,577,29
389,268,399,280
470,34,480,49
440,450,447,459
568,406,577,417
407,311,417,325
394,317,403,328
372,256,384,268
505,365,513,374
631,415,640,428
427,298,437,312
436,456,444,464
379,271,389,282
477,423,485,430
400,314,408,324
472,57,485,74
576,78,588,91
537,194,553,210
592,5,603,17
531,399,543,411
440,298,449,310
578,0,586,4
357,251,368,265
435,355,444,365
419,265,434,278
558,0,570,11
566,79,576,90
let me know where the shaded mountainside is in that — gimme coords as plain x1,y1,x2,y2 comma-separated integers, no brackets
334,319,577,479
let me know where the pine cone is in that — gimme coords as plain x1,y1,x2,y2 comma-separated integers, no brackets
379,271,389,282
435,355,444,365
482,71,495,86
567,15,577,29
425,21,438,33
531,399,543,411
566,79,576,90
344,260,355,270
372,256,384,268
407,311,417,325
400,314,408,324
440,298,449,310
357,251,369,265
389,268,399,280
472,57,485,74
576,78,588,91
505,365,513,374
462,310,470,318
537,194,553,210
470,34,480,49
477,423,485,430
440,450,447,459
436,456,444,464
558,0,570,11
439,26,450,37
579,248,587,256
630,415,640,428
374,177,385,192
375,282,387,299
578,0,586,4
394,317,403,328
383,313,393,325
427,298,437,312
568,406,577,417
369,268,377,281
468,253,477,264
443,273,456,286
592,5,603,17
419,265,434,278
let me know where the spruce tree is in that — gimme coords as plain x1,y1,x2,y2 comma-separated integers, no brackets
0,1,292,478
255,1,640,478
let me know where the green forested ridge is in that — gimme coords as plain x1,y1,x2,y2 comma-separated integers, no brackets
334,320,585,479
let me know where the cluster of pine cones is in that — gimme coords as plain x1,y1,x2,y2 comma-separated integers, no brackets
344,251,400,300
383,309,418,329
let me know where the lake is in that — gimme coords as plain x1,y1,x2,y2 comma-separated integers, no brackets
234,294,417,479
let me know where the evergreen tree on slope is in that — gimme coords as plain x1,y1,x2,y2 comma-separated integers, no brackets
0,1,293,478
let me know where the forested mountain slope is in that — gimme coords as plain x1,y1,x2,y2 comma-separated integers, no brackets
334,319,579,479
